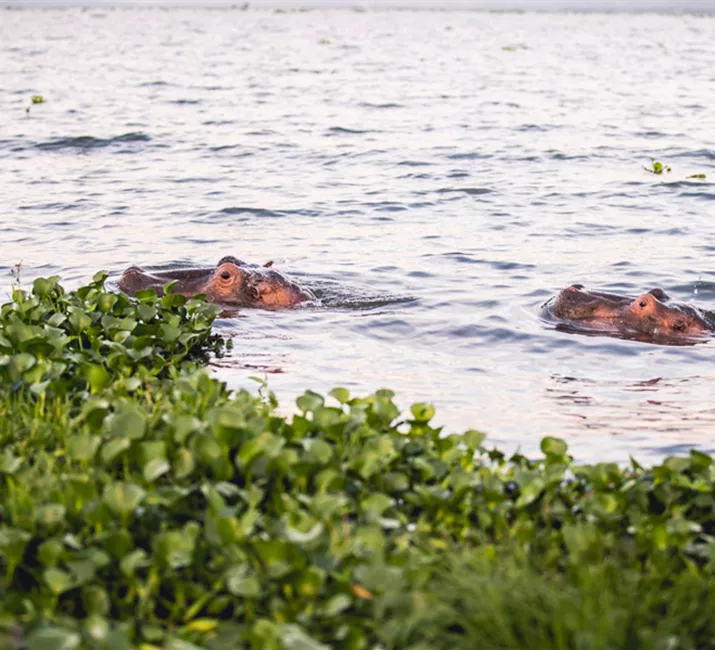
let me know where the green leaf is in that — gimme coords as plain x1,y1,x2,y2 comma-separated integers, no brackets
101,438,132,464
107,408,146,439
361,493,395,515
279,624,330,650
329,387,350,404
541,437,567,457
296,390,324,413
97,293,118,313
35,504,67,527
144,458,170,483
321,593,352,617
120,549,148,577
103,483,146,517
173,448,195,479
81,363,111,393
68,435,101,462
226,565,261,597
26,628,81,650
0,450,23,475
410,402,435,422
44,567,74,595
463,429,486,449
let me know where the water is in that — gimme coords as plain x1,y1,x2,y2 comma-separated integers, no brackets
2,7,715,463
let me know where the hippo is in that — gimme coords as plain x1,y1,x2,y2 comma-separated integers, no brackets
542,284,714,343
118,255,315,309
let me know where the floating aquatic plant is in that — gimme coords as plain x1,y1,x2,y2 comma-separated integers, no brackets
25,94,45,114
643,158,671,175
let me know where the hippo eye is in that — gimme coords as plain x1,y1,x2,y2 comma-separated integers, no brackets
639,301,647,308
220,271,231,280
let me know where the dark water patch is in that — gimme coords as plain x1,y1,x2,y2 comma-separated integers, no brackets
219,207,281,218
547,151,590,161
398,172,433,180
566,222,619,233
137,80,174,87
245,129,278,136
397,160,432,167
35,132,151,152
169,99,202,105
447,171,470,178
170,176,221,184
19,202,83,212
678,191,715,200
518,124,557,132
202,120,236,126
435,187,492,196
359,102,403,109
217,207,322,219
633,130,669,138
670,149,715,160
206,144,249,153
646,442,715,457
446,152,492,160
365,202,407,212
325,126,380,135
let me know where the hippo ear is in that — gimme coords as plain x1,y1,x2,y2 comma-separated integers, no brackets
649,288,669,301
217,255,246,267
263,260,274,268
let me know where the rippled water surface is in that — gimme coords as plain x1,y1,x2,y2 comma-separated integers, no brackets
3,7,715,462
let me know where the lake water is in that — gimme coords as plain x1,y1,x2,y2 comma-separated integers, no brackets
2,7,715,463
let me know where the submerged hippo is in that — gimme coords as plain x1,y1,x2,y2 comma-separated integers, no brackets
118,256,315,309
543,284,714,342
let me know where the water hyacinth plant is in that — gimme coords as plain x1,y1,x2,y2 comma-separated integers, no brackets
1,276,715,649
643,158,671,175
25,94,45,114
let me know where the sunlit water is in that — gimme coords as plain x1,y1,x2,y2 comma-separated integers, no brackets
2,7,715,463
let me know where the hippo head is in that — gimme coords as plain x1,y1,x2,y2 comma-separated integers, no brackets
623,289,713,337
203,260,314,309
243,268,316,308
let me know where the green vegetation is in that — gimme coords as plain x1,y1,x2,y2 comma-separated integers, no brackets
643,158,671,175
643,159,709,180
25,95,45,114
2,276,715,649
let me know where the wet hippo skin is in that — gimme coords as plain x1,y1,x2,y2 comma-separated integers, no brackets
542,284,714,343
118,256,315,309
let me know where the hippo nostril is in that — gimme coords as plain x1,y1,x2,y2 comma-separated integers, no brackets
248,286,260,300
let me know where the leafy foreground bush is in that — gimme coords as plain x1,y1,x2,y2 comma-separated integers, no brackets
1,277,715,650
0,272,225,399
